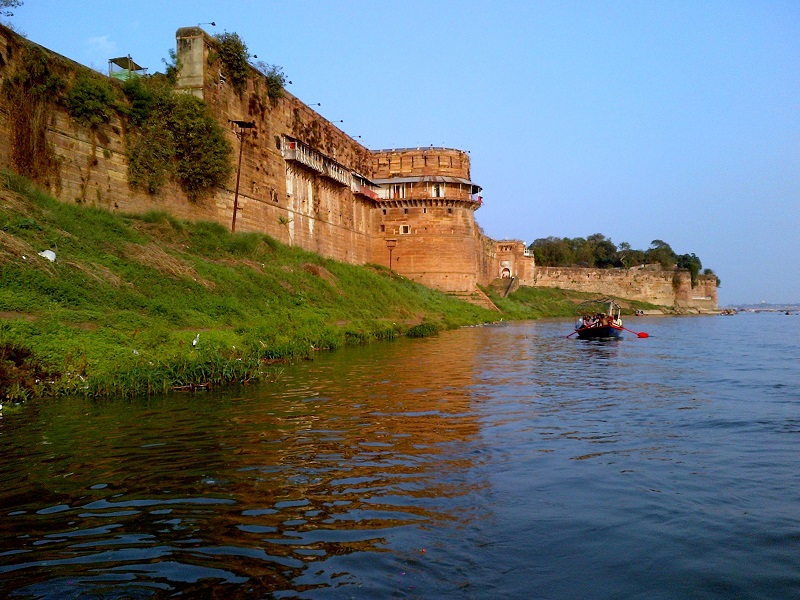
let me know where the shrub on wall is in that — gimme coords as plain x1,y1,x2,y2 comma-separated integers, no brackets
3,35,234,202
0,45,65,182
254,61,286,104
66,72,117,127
123,75,232,200
127,120,175,194
121,75,158,126
169,93,233,200
212,32,250,96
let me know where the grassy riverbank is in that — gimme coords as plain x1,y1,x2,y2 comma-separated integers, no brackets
0,173,654,401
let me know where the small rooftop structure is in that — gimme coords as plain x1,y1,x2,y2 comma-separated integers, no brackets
108,55,147,81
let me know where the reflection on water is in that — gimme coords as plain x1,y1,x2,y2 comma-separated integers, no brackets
0,328,493,597
1,315,799,598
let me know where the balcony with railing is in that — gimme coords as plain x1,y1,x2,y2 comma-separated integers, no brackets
282,137,324,174
283,136,358,188
352,178,380,201
322,160,352,187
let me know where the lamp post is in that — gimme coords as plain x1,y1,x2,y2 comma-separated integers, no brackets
229,120,255,233
385,239,397,272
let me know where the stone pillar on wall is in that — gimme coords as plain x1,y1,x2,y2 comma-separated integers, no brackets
175,27,207,99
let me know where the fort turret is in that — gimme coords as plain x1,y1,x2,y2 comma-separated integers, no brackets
369,147,486,293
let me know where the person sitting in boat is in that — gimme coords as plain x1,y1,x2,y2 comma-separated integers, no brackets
581,314,592,328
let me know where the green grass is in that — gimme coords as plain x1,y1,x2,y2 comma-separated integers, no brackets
0,172,661,401
483,285,660,319
0,172,503,400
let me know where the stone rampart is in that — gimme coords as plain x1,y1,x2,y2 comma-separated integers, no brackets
0,24,716,309
533,266,718,312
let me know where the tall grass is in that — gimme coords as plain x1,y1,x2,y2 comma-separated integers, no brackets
1,173,503,400
2,173,644,401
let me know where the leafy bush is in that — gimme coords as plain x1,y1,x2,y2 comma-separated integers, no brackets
121,75,158,126
254,61,286,103
124,77,231,199
66,73,117,127
169,94,233,199
213,32,251,96
127,120,175,194
406,321,439,338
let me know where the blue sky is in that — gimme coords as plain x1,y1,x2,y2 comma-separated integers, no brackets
8,0,799,305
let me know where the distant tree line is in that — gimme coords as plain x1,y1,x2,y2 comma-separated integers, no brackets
528,234,719,287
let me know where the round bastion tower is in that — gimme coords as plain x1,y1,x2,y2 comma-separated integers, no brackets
369,147,484,294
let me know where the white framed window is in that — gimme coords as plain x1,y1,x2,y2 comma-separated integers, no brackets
401,225,410,234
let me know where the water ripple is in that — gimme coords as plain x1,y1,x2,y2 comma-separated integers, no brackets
1,315,799,597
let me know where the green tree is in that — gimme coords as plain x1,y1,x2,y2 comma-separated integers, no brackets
703,268,721,288
586,233,619,268
677,253,702,287
617,242,646,268
646,239,677,269
168,93,233,200
530,237,574,266
124,76,232,199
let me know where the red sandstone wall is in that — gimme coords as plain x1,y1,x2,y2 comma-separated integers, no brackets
0,25,218,222
372,203,482,292
371,148,471,181
367,147,486,293
175,27,376,264
495,240,536,285
0,25,379,265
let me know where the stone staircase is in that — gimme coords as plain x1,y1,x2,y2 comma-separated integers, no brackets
487,277,520,298
450,287,500,311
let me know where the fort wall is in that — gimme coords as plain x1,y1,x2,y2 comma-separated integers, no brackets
0,24,716,310
533,266,718,312
174,27,376,264
0,27,214,222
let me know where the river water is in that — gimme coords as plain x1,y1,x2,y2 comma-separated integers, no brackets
1,313,798,599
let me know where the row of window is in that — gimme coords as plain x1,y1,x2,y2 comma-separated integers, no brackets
380,224,411,234
381,207,454,215
382,182,448,200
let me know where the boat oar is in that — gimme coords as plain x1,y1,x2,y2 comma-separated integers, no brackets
567,326,591,338
622,326,649,338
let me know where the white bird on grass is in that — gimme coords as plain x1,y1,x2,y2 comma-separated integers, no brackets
193,333,200,347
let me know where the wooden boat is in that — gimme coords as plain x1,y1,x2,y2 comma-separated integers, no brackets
571,298,624,339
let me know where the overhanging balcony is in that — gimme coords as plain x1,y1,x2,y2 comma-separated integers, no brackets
352,180,380,201
282,138,324,174
322,161,351,187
